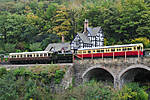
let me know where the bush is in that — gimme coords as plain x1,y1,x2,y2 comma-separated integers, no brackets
56,80,115,100
117,83,148,100
0,72,19,100
0,67,7,77
54,70,65,84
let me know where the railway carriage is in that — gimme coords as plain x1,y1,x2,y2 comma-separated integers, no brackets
9,51,53,64
76,43,143,59
8,51,73,64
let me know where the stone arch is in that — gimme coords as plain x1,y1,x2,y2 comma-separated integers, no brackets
82,65,115,84
119,64,150,87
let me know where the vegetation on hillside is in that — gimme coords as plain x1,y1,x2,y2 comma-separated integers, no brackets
0,65,66,100
0,66,149,100
0,0,150,53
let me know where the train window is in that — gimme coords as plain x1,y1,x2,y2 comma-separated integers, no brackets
137,46,141,50
27,55,30,57
93,50,96,53
106,49,110,52
40,54,43,57
20,55,22,58
16,55,19,58
97,50,100,53
83,51,86,54
134,47,136,50
44,53,47,56
77,51,82,54
123,48,126,51
101,50,104,53
117,48,121,51
48,53,51,56
88,51,91,53
128,48,132,51
111,48,115,52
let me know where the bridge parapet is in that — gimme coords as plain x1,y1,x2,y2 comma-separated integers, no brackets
74,57,150,65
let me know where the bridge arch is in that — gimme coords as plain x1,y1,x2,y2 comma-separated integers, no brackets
119,64,150,87
82,66,115,84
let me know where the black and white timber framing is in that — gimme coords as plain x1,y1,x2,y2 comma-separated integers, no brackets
71,19,104,52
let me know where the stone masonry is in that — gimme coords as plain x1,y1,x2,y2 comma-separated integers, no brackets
73,57,150,88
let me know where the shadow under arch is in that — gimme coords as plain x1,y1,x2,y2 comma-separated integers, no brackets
82,66,115,84
119,64,150,87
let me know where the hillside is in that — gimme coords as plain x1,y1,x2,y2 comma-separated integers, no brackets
0,0,150,54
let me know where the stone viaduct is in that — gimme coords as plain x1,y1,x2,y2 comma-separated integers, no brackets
1,57,150,89
73,57,150,88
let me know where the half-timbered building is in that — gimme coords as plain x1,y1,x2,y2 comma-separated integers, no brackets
71,19,104,52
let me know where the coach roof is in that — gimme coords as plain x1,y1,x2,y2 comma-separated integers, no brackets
78,43,143,50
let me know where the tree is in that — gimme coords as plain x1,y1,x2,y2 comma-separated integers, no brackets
52,5,72,41
29,42,42,51
131,37,150,48
111,0,150,43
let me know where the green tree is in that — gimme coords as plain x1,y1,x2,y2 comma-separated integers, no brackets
52,5,72,41
29,42,42,51
131,37,150,48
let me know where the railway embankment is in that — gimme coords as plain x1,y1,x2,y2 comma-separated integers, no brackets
0,63,74,91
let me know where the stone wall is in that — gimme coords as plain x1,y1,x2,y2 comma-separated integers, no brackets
73,57,150,88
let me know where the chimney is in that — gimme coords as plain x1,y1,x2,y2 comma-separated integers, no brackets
62,34,64,43
84,19,88,32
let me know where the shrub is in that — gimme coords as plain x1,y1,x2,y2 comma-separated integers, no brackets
24,79,42,100
56,80,115,100
0,72,19,100
117,83,148,100
0,67,7,77
54,70,65,84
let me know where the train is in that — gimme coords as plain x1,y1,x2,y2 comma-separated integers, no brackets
0,43,148,64
76,43,144,59
0,51,72,64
